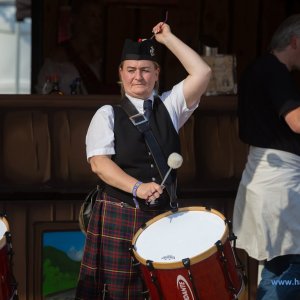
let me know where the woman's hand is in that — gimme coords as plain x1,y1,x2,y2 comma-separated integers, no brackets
152,22,172,44
136,182,163,203
152,20,211,109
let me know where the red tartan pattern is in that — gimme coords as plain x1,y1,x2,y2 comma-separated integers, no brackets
75,199,165,300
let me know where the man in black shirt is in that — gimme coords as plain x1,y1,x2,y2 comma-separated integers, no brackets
233,14,300,300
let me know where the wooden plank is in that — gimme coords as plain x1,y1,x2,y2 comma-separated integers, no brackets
103,6,135,85
161,0,200,90
200,0,231,53
259,0,287,55
230,0,260,79
54,201,77,221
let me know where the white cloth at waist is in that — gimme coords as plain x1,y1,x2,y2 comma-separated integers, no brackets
233,146,300,261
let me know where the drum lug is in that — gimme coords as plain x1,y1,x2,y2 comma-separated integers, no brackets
169,200,178,212
182,258,190,269
146,260,155,272
215,240,223,251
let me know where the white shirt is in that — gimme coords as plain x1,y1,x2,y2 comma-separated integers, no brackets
86,80,197,160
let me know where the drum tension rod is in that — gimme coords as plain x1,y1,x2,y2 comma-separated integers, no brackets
5,232,15,259
182,258,200,300
215,241,237,296
225,221,248,286
128,246,150,296
146,260,164,300
129,246,141,268
4,231,19,299
230,234,248,286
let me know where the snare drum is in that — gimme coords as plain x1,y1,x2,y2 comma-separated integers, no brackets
0,217,16,300
132,207,244,300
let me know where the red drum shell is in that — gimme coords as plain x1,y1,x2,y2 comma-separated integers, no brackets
132,207,244,300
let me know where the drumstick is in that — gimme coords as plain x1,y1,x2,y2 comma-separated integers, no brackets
147,153,182,207
150,11,169,39
160,152,183,187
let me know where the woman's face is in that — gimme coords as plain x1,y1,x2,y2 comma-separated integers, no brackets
119,60,159,99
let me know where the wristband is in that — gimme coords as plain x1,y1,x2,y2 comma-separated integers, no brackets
132,181,143,198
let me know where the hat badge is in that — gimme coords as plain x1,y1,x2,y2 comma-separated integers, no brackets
150,46,155,57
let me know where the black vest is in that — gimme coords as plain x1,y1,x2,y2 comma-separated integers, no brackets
104,96,181,210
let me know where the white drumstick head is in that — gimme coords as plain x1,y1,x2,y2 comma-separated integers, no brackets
167,152,183,169
160,153,183,187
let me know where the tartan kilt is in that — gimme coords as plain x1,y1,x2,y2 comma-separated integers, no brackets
75,196,166,300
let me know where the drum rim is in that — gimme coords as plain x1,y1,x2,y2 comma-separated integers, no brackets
132,206,229,269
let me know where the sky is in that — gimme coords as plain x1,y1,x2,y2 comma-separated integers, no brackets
43,230,86,261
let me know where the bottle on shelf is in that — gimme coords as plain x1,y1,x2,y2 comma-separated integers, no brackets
75,77,83,95
41,76,53,94
49,75,64,95
70,77,83,95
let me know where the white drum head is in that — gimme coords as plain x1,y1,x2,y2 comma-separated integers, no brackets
134,209,226,263
0,219,8,238
0,218,8,249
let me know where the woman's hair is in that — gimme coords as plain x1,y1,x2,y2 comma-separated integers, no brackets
270,14,300,51
118,61,160,97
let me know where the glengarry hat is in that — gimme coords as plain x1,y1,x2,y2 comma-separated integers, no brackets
121,38,157,62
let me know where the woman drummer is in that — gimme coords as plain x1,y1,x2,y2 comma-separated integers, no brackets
75,20,211,299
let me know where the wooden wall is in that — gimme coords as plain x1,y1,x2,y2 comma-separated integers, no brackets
32,0,300,93
0,200,83,300
0,95,252,299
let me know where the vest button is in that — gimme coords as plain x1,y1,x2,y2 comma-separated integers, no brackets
150,164,154,168
148,152,152,156
152,177,156,181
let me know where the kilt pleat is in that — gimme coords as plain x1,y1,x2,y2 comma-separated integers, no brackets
75,198,165,300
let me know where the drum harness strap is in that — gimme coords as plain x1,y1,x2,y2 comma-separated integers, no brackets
123,98,178,299
120,97,178,211
182,258,201,300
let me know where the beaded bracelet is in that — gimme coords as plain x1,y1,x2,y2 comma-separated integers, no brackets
132,181,142,208
132,181,143,198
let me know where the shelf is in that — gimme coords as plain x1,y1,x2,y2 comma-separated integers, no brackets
0,94,237,110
